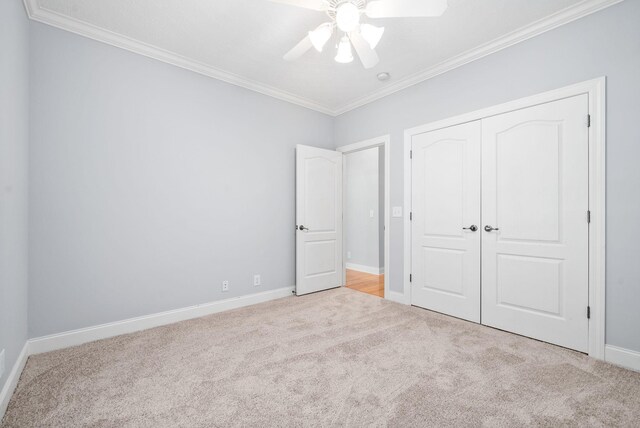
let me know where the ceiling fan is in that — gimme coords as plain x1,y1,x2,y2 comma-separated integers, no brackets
270,0,448,69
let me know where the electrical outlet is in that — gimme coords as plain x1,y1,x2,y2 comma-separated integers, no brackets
0,349,5,379
222,280,229,292
254,274,261,286
347,251,352,259
392,206,403,217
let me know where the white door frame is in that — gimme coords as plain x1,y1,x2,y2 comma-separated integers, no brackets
337,135,391,299
403,77,606,359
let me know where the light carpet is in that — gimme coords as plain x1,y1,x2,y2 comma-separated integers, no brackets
2,288,640,427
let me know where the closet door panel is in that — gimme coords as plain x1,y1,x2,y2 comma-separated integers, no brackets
481,94,589,352
411,121,481,323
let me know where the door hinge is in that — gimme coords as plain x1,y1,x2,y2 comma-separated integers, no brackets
587,210,591,223
587,306,591,319
587,114,591,128
409,274,412,282
410,212,413,221
410,150,413,159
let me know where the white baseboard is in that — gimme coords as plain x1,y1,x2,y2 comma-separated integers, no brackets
346,263,384,275
0,343,29,421
28,286,294,355
605,345,640,372
387,290,409,305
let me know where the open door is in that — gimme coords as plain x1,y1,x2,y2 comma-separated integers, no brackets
296,145,343,295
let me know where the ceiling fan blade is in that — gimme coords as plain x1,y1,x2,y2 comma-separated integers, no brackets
268,0,329,11
349,30,379,69
283,35,313,61
365,0,448,18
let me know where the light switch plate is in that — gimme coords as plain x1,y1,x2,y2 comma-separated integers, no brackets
369,209,374,218
392,207,403,217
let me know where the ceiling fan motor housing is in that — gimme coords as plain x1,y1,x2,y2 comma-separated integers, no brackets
326,0,367,22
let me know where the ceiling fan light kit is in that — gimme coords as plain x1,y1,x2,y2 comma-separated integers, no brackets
335,36,354,63
274,0,448,69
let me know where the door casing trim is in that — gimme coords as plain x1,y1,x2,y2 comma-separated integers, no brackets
403,77,606,359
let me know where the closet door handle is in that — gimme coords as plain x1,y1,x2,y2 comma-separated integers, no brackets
463,225,478,232
484,225,499,232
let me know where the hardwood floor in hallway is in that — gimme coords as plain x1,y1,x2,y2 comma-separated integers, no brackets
346,269,384,298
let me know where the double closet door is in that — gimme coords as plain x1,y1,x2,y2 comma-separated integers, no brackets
411,94,589,352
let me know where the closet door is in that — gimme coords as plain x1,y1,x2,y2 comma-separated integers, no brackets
481,95,589,352
411,121,481,322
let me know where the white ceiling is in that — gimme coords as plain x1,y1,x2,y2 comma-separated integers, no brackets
27,0,619,115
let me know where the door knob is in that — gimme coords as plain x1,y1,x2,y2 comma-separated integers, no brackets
463,225,478,232
484,225,500,232
298,225,309,231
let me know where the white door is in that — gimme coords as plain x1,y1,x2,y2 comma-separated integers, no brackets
481,94,589,352
296,145,343,296
411,121,481,322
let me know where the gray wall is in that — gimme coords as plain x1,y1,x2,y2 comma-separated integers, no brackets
0,0,29,393
28,22,334,338
345,147,380,270
333,1,640,352
11,0,640,355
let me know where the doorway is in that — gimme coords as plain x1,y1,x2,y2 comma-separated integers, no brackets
337,136,390,299
294,137,390,298
344,147,384,297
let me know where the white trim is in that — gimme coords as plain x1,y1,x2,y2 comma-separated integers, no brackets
605,345,640,372
337,137,389,154
404,79,606,137
0,343,29,421
587,78,607,360
403,78,606,359
337,135,390,300
22,0,333,116
402,137,412,305
387,291,407,305
334,0,622,115
28,286,294,355
346,263,384,275
23,0,622,116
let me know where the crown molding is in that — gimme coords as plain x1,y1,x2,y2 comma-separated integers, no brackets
22,0,335,116
333,0,624,115
24,0,623,117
